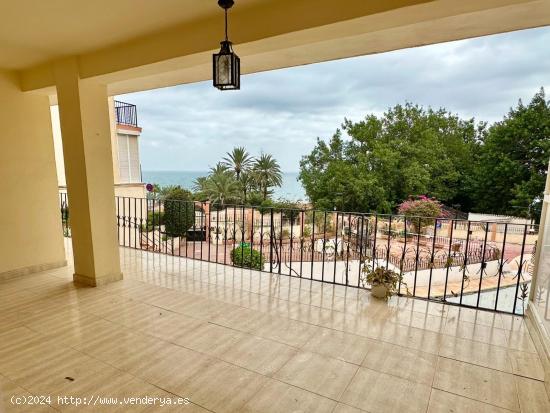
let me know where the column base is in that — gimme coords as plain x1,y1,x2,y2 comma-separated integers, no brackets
526,306,550,398
73,272,123,287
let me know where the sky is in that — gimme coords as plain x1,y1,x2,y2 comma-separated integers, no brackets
120,26,550,173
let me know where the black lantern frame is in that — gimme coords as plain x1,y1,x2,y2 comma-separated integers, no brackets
213,0,240,90
213,40,240,90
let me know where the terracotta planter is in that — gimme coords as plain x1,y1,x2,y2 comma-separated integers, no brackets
371,284,388,299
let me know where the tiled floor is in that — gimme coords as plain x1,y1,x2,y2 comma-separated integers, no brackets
1,245,549,412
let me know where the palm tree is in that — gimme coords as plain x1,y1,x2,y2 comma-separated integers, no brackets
222,147,254,180
210,162,230,175
204,168,240,207
239,171,255,203
253,153,283,200
193,176,210,200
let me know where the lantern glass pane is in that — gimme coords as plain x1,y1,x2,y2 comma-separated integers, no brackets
216,54,232,85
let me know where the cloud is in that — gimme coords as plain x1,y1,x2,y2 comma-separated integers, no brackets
120,26,550,172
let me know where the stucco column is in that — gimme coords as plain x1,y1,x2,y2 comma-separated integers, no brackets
54,59,122,286
0,70,66,279
529,158,550,301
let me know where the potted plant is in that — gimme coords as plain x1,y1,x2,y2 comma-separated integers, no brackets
360,259,403,299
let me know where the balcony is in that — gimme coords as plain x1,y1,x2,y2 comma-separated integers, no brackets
104,197,538,315
0,240,547,412
2,2,550,412
114,100,138,128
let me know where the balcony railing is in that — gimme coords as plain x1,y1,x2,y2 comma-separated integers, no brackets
114,100,138,127
59,194,539,315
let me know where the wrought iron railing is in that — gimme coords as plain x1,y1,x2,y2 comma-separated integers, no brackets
59,195,539,315
114,100,138,127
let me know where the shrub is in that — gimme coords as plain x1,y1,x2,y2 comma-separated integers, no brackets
274,199,301,223
280,228,291,239
141,210,164,232
231,245,264,270
246,192,264,207
305,210,333,233
397,195,446,233
163,187,195,236
257,199,274,215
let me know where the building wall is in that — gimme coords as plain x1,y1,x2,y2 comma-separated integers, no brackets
52,98,145,198
0,70,65,277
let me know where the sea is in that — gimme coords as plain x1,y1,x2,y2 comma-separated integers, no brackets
142,170,307,201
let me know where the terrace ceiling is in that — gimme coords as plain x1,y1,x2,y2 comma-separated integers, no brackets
2,0,548,96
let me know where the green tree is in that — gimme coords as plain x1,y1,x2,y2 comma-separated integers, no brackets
253,153,283,200
223,147,254,180
163,187,195,236
299,103,480,213
198,163,241,207
472,88,550,220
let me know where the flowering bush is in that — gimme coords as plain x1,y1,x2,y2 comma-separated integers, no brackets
398,195,446,233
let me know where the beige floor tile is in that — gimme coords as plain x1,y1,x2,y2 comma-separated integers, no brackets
332,403,367,413
428,388,514,413
209,306,267,333
218,334,297,375
241,379,336,413
0,341,73,382
378,323,443,354
302,327,372,365
341,367,431,413
274,351,358,400
10,349,124,397
23,308,99,335
499,314,528,332
362,340,437,385
130,345,215,392
438,335,512,373
0,327,43,353
38,317,125,349
180,359,267,413
434,357,519,411
47,371,138,412
0,374,58,413
142,401,211,413
127,310,205,343
54,375,194,413
446,307,505,329
74,325,168,367
515,376,550,412
443,319,508,347
390,309,447,333
505,330,537,353
252,316,318,347
173,322,245,356
507,350,545,380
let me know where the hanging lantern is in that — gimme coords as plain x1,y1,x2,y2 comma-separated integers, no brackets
213,0,240,90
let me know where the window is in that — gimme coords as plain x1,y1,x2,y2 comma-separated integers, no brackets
117,134,141,183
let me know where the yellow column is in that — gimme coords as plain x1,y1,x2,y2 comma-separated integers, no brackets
0,70,66,279
54,59,122,286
